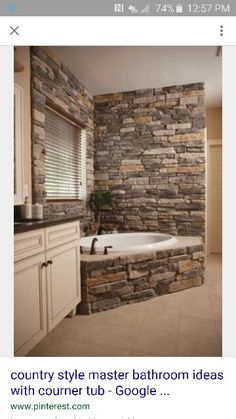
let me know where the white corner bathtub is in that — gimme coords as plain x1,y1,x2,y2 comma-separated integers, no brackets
80,232,177,253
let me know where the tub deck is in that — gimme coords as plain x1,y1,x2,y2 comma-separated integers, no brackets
78,236,205,314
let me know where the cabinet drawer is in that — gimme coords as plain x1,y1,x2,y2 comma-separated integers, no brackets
14,229,45,262
45,221,80,249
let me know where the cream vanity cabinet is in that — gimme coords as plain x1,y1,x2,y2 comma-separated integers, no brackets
14,221,81,356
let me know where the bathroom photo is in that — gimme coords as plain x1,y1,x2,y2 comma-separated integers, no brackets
14,46,222,357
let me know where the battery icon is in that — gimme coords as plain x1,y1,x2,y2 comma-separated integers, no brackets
176,3,183,13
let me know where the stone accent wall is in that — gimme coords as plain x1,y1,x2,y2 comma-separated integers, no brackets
31,47,94,228
94,84,206,237
78,239,204,314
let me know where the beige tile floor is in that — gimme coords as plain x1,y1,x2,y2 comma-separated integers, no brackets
28,254,222,357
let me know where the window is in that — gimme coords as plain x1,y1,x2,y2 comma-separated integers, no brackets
45,107,86,200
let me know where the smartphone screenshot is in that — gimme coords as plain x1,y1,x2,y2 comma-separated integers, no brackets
0,0,234,417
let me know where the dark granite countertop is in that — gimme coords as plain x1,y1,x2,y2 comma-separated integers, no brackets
14,215,80,234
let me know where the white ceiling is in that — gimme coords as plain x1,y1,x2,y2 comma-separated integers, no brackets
52,46,222,107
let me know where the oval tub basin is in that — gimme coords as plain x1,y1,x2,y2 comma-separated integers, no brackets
80,232,177,253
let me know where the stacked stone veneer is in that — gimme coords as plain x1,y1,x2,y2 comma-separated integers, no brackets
94,83,206,237
78,240,204,314
31,47,94,227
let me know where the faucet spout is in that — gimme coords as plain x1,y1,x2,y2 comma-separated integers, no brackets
90,237,98,255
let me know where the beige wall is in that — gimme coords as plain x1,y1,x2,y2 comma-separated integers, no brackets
206,107,222,253
15,47,32,202
206,107,222,140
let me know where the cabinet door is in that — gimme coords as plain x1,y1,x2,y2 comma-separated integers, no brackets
46,240,81,331
14,254,47,356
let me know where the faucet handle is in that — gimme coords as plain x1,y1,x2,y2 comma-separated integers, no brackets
104,246,113,255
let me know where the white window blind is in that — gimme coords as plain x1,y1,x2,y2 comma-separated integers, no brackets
45,107,86,200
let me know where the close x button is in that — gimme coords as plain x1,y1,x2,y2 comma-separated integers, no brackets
10,26,19,35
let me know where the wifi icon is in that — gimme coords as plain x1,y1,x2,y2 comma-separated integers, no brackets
141,4,150,13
